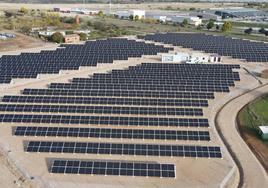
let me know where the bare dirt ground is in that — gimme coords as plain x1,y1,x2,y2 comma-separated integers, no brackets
216,81,268,188
0,31,50,52
0,2,245,11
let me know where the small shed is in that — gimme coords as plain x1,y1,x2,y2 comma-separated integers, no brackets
64,34,80,44
258,126,268,140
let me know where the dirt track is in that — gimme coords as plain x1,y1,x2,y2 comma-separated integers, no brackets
216,83,268,188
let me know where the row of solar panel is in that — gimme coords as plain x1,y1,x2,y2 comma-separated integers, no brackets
2,96,209,107
0,38,172,84
48,84,230,92
140,33,268,62
14,126,210,141
50,160,176,178
0,114,209,127
132,63,240,69
22,89,215,99
71,78,236,86
0,104,203,116
26,141,222,158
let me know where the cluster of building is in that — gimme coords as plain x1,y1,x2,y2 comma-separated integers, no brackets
115,10,203,26
54,7,99,15
161,52,222,64
0,33,16,40
35,29,90,43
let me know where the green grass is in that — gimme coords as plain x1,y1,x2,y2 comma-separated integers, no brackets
238,95,268,146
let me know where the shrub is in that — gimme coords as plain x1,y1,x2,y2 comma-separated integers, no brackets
222,22,232,32
79,33,87,41
207,20,214,30
244,28,253,35
51,32,64,43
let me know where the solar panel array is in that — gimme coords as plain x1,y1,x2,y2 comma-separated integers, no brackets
51,160,175,178
1,62,240,179
0,38,172,84
139,33,268,62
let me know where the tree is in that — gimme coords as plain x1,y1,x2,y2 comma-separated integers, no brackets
93,21,107,31
31,9,36,16
51,32,64,43
259,28,266,34
181,19,188,27
20,7,28,15
134,15,139,21
244,28,253,35
79,33,87,41
206,20,214,30
129,15,134,20
221,22,232,32
97,11,104,17
216,24,220,30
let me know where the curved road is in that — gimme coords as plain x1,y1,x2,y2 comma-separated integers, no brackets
216,83,268,188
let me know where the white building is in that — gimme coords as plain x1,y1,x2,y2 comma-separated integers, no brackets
162,52,189,63
115,11,130,19
38,31,65,37
171,16,202,26
153,15,167,22
115,10,145,20
131,10,145,19
162,52,221,64
259,126,268,140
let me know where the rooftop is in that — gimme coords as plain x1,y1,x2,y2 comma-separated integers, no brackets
259,126,268,134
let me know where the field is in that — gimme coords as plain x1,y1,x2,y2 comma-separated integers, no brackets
237,95,268,172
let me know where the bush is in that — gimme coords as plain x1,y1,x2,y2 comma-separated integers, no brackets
244,28,253,35
196,25,202,30
222,22,232,32
93,21,108,32
181,19,189,27
259,28,266,34
97,11,104,17
20,25,31,33
51,32,64,43
20,7,28,15
65,30,74,35
79,33,87,41
207,20,214,30
87,20,92,27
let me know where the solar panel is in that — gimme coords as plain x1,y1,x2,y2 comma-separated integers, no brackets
50,159,176,178
26,141,222,158
0,114,209,127
140,33,268,63
14,126,210,141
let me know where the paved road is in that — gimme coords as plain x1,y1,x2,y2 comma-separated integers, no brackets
217,84,268,188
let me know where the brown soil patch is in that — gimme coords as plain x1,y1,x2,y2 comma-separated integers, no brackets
0,31,46,52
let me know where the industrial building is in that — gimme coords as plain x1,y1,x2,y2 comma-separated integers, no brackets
171,16,202,26
213,8,268,18
115,10,145,20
